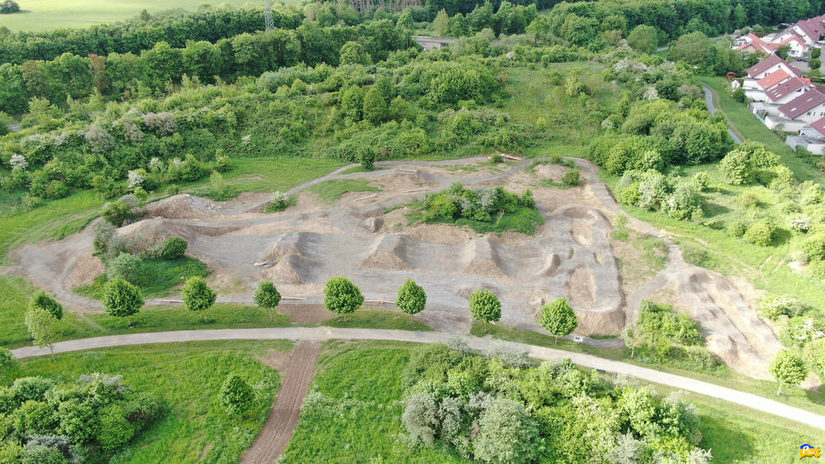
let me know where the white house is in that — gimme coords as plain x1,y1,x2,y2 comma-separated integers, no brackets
766,90,825,132
787,117,825,154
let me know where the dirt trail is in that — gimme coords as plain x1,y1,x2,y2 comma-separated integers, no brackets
241,340,321,464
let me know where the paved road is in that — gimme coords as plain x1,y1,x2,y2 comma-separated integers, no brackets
703,84,743,143
11,327,825,432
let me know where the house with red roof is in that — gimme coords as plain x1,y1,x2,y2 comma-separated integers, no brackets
787,117,825,154
745,54,800,79
764,77,810,105
735,33,777,56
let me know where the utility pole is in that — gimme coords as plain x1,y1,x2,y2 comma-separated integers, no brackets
264,0,274,31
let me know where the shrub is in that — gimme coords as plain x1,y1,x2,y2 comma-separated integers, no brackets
473,397,540,464
84,125,115,154
159,237,188,260
562,167,580,187
219,374,254,416
29,292,63,320
268,191,290,211
0,0,20,14
743,220,775,247
490,153,504,164
0,347,17,374
142,112,178,136
107,253,142,283
101,200,134,227
770,349,808,395
397,279,427,315
727,220,748,238
759,295,806,321
802,234,825,262
102,278,143,324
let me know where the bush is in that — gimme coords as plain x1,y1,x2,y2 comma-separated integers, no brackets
219,374,254,416
29,292,63,320
743,220,776,247
102,278,143,323
562,167,580,187
0,0,20,14
101,200,134,227
182,276,216,316
268,191,291,212
759,295,806,321
107,253,142,283
727,220,748,238
802,234,825,262
159,237,188,260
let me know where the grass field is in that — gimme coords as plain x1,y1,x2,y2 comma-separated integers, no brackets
76,256,210,299
0,0,262,32
2,340,291,463
304,179,381,203
285,341,822,464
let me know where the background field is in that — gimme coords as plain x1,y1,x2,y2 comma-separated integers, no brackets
0,0,265,32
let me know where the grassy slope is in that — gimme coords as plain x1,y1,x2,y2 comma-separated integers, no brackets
304,179,381,203
2,340,291,463
76,256,210,299
0,0,263,32
286,341,820,464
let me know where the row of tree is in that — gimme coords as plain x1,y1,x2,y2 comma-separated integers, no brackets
0,6,304,64
0,19,413,113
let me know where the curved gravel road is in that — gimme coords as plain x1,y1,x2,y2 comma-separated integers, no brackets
11,327,825,432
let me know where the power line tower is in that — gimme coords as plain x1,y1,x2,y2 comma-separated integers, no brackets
264,0,274,31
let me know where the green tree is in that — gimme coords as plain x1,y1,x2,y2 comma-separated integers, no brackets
220,374,255,416
448,13,470,37
159,236,188,259
324,277,364,319
732,3,748,28
668,32,715,71
473,397,539,464
340,86,364,120
102,278,143,326
770,349,808,395
813,48,822,59
182,276,216,321
25,307,58,356
339,41,371,66
254,281,281,321
363,86,388,125
0,346,18,373
434,9,450,37
469,289,501,326
627,25,658,54
30,291,63,320
397,279,426,314
803,338,825,381
538,297,578,343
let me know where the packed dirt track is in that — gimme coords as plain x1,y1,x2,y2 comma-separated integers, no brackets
13,156,783,378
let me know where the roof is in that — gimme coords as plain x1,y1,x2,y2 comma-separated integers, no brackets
736,33,775,55
766,77,808,102
746,54,784,78
779,90,825,119
810,117,825,137
757,69,791,90
795,21,820,41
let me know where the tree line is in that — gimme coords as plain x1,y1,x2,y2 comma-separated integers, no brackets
0,19,413,114
0,6,305,65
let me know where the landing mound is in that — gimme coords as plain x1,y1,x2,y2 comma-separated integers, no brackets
144,194,221,219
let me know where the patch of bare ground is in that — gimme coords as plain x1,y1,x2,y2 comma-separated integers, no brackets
533,163,568,182
278,303,332,324
64,254,103,288
566,264,596,309
241,341,321,464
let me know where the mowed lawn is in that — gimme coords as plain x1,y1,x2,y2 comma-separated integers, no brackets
0,0,265,32
284,341,823,464
2,340,291,463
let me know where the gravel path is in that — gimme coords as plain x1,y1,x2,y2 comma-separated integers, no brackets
241,340,321,464
703,85,743,143
10,327,825,432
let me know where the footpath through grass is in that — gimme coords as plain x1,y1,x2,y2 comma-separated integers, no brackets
2,340,290,463
286,341,820,464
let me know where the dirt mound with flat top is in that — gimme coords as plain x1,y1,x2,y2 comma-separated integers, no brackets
567,264,596,308
143,194,221,219
360,250,412,270
264,254,317,285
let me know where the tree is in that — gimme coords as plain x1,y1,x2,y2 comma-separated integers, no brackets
769,349,808,395
25,307,58,356
434,9,450,37
538,298,578,343
397,279,426,315
627,25,658,54
30,291,63,320
324,277,364,319
363,86,388,125
254,281,281,321
468,289,501,326
0,346,18,373
102,278,143,326
0,0,20,14
668,32,715,71
182,276,216,320
219,374,254,416
473,397,539,464
339,41,370,66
